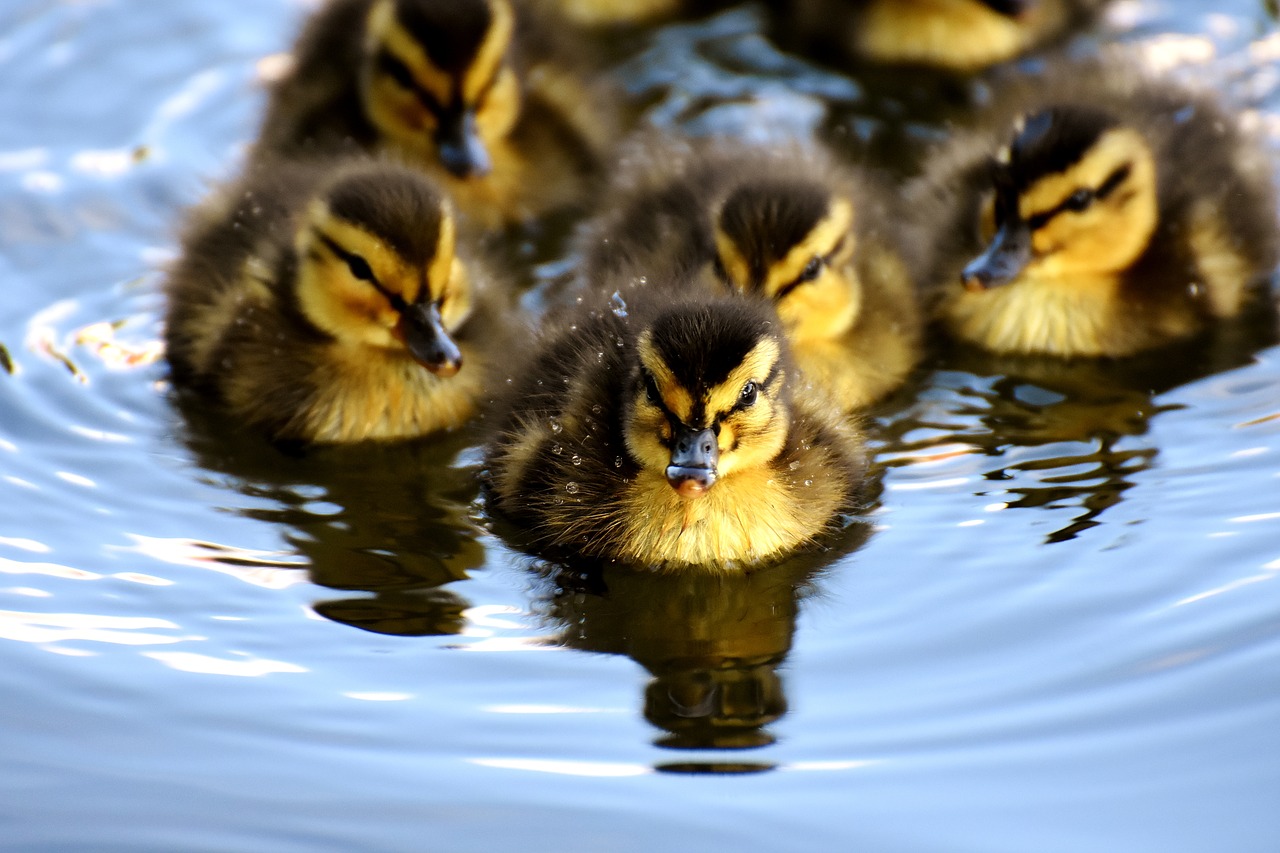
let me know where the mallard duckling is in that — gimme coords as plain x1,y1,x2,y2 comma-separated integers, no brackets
165,159,510,444
250,0,614,228
908,67,1279,357
484,288,867,569
778,0,1105,73
575,137,922,409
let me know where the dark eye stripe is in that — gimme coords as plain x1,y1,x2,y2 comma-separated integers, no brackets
774,235,847,300
314,229,410,313
1024,161,1133,232
376,49,442,113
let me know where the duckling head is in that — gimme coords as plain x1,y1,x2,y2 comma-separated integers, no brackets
292,164,473,375
359,0,520,178
963,105,1158,292
712,181,859,346
623,300,791,500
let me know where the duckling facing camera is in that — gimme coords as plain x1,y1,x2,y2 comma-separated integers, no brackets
484,288,868,569
165,159,511,444
575,136,923,409
778,0,1106,73
251,0,615,227
908,64,1279,358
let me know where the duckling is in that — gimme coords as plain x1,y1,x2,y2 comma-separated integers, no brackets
777,0,1106,73
484,287,868,569
249,0,615,228
165,158,511,444
574,136,923,409
907,65,1279,358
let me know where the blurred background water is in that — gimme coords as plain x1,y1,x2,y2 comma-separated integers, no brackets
2,1,1280,851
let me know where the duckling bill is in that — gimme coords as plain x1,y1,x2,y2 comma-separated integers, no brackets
484,289,868,569
250,0,614,227
909,64,1279,357
164,159,510,444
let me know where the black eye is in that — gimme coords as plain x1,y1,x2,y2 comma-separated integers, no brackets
643,374,661,406
1065,188,1094,212
738,381,758,407
346,254,374,282
377,51,417,91
797,257,822,284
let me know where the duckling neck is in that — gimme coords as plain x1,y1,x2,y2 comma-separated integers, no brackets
301,341,483,442
942,274,1127,357
617,462,840,569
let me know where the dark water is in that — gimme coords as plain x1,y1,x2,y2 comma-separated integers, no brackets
4,1,1280,850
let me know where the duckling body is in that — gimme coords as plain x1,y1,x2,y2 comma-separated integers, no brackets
779,0,1105,72
908,64,1279,357
484,288,867,569
250,0,613,228
165,159,511,444
574,136,923,409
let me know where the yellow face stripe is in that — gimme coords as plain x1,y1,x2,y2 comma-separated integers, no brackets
763,199,854,296
705,338,780,418
712,226,752,292
368,0,455,105
425,202,456,300
1019,128,1149,222
463,0,514,103
637,331,695,423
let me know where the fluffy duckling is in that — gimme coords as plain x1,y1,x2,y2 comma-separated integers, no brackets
484,288,867,569
165,159,509,444
778,0,1105,73
908,66,1279,358
250,0,614,228
575,137,922,409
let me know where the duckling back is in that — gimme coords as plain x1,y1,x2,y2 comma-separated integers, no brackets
484,283,868,569
906,60,1279,357
165,158,514,444
250,0,616,228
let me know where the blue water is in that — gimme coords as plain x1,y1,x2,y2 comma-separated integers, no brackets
3,1,1280,850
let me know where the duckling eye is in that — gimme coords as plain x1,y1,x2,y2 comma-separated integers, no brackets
797,258,823,284
643,373,662,407
377,51,417,92
738,381,758,408
345,254,375,283
1065,188,1094,212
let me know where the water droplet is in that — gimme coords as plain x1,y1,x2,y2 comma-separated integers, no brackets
551,443,562,455
591,404,603,415
803,479,813,487
610,291,628,318
549,418,563,434
566,482,580,494
613,456,623,468
571,454,582,466
788,461,800,471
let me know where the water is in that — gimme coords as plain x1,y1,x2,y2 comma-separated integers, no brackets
3,1,1280,850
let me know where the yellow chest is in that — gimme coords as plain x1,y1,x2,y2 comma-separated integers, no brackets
941,275,1125,357
616,466,834,569
290,343,483,440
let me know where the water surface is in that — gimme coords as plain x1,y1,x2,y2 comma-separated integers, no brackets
3,1,1280,851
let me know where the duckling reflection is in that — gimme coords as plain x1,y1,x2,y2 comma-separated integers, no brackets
878,301,1280,543
175,398,486,635
541,546,856,753
528,520,871,759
